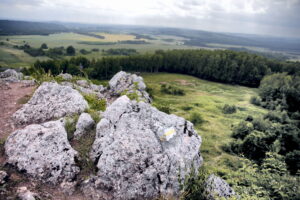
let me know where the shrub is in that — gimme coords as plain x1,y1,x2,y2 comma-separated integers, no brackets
251,118,270,132
285,150,300,175
232,121,253,139
222,104,237,114
154,103,171,114
160,84,185,96
66,45,76,55
65,115,79,140
83,94,106,111
261,152,287,175
189,112,205,126
250,96,261,106
181,106,193,111
40,43,48,49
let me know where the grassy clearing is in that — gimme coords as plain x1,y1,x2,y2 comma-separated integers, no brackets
142,73,267,171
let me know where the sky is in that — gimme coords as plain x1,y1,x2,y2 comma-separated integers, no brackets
0,0,300,37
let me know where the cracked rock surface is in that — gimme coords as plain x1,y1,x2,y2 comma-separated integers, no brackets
13,82,88,125
5,120,80,184
205,174,236,200
82,95,202,200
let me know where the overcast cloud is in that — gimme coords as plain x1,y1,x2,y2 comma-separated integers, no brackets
0,0,299,37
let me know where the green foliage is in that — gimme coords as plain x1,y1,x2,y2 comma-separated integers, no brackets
189,112,205,126
83,94,106,111
181,105,193,111
222,104,237,114
180,167,209,200
66,45,75,55
232,121,253,139
250,96,261,106
65,115,79,140
285,150,300,175
86,109,101,123
261,152,287,175
153,103,171,114
160,84,185,96
40,43,48,49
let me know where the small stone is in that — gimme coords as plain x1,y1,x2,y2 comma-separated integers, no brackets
57,73,73,81
74,113,95,139
17,187,37,200
205,174,236,200
60,181,77,196
0,170,8,185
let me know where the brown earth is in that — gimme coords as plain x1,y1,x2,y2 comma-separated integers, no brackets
0,81,85,200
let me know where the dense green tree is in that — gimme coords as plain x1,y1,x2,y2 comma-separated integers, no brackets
66,45,75,55
40,43,48,49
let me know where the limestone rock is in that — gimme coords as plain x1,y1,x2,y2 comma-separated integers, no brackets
0,170,8,185
17,187,37,200
74,113,95,139
205,174,236,200
60,180,77,196
82,96,202,200
58,73,73,81
0,69,23,82
13,82,88,125
5,120,80,184
108,71,151,103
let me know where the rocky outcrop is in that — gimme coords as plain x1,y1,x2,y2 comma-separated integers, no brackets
0,69,23,82
74,113,95,139
5,120,80,184
205,174,236,200
82,96,202,200
13,82,88,125
108,71,151,103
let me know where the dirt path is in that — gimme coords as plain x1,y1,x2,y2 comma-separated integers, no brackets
0,82,35,139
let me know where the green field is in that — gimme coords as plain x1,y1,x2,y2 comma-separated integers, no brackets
0,32,201,67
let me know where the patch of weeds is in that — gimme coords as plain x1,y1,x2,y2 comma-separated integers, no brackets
146,86,154,100
65,115,79,141
160,84,185,96
121,89,140,101
222,104,237,114
91,79,108,87
72,130,97,179
237,107,247,111
194,103,202,107
180,166,210,200
83,94,106,111
153,103,172,114
250,96,262,106
0,138,6,156
17,94,31,104
181,105,193,111
189,112,205,126
86,109,101,123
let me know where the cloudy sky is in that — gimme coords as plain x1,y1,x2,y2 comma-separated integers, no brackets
0,0,300,37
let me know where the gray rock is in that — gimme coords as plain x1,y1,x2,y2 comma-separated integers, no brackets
57,73,73,80
205,174,236,200
5,120,80,184
76,80,89,88
108,71,151,103
0,69,23,82
82,96,202,200
21,79,36,87
60,180,77,196
74,113,95,139
13,82,88,125
0,170,8,185
17,187,37,200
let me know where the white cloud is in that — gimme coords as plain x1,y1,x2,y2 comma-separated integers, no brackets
0,0,299,37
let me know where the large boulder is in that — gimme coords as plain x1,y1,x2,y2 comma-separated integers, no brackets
82,96,202,200
5,120,80,184
205,174,236,200
0,69,23,82
13,82,88,125
108,71,151,103
74,113,95,139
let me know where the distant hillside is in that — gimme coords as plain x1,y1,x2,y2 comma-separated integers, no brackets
0,20,68,35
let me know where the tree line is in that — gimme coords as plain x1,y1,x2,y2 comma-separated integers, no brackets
26,49,300,87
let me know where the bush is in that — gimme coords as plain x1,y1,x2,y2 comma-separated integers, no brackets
83,94,106,111
160,84,185,96
189,112,205,126
285,150,300,175
222,104,237,114
232,121,253,139
40,43,48,49
154,103,171,114
66,45,76,55
250,96,261,106
181,106,193,111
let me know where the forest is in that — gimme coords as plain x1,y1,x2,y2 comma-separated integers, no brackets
25,49,300,87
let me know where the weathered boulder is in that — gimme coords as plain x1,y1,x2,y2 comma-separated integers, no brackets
74,113,95,139
13,82,88,125
205,174,236,200
58,73,73,81
108,71,151,103
5,120,80,184
0,69,23,82
82,96,202,200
